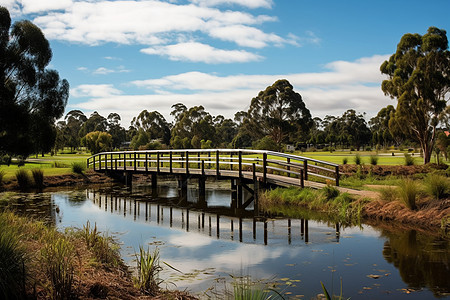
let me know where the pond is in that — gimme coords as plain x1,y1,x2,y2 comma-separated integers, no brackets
6,180,450,299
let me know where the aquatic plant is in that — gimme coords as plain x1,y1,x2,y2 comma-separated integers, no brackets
71,162,85,174
15,168,31,190
398,179,419,210
0,217,26,299
231,275,284,300
424,173,449,200
134,246,163,295
32,168,44,189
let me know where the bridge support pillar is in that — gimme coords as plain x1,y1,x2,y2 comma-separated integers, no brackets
178,175,188,204
124,172,132,187
198,177,206,208
231,179,237,209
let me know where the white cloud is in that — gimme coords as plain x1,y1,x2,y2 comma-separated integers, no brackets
190,0,274,9
70,84,122,98
140,42,263,63
19,0,73,14
92,66,131,75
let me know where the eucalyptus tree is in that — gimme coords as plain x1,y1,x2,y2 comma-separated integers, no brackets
79,111,108,138
107,112,126,149
130,110,170,146
245,79,313,150
0,6,68,157
64,110,87,150
380,27,450,163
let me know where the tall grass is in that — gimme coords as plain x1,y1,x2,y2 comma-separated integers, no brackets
354,154,362,165
41,234,75,300
15,168,31,190
379,187,398,202
71,162,86,174
0,218,26,299
0,170,5,185
231,275,284,300
369,155,378,166
398,179,419,210
424,174,449,200
32,168,44,189
81,221,120,266
133,246,163,295
322,185,340,200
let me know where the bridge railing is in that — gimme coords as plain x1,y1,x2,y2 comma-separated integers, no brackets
87,149,340,186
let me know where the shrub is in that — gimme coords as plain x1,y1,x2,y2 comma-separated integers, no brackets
398,179,419,210
0,219,26,299
369,155,378,166
71,162,86,174
15,169,31,190
424,174,449,200
354,153,362,165
32,169,44,189
342,157,348,165
404,153,415,166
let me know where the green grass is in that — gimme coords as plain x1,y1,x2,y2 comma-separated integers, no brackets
0,153,90,180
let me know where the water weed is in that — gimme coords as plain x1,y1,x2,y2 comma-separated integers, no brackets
398,179,419,210
424,174,449,200
231,275,284,300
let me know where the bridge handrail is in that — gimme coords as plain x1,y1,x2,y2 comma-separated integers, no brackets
87,149,340,186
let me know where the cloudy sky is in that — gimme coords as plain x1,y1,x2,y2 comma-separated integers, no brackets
3,0,450,126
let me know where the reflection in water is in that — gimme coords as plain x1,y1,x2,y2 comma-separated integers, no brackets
381,229,450,297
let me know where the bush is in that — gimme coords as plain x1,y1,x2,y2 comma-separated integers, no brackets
323,185,340,200
32,169,44,189
0,219,26,299
71,162,86,174
342,157,348,165
15,169,31,190
369,155,378,166
424,174,449,200
404,153,415,166
398,179,419,210
354,153,362,165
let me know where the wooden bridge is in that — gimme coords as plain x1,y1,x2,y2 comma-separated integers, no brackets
87,149,340,209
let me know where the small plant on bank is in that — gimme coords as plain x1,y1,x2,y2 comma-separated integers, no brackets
15,169,31,190
424,174,449,200
134,246,163,295
71,162,86,174
398,179,419,210
404,153,415,166
342,157,348,165
379,187,398,202
354,153,362,165
81,221,120,266
323,184,340,200
369,155,378,166
32,168,44,189
40,235,75,300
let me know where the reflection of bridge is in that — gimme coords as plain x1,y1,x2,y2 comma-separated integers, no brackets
87,189,342,246
88,149,340,209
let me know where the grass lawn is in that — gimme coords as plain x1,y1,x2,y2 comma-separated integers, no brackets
0,152,91,180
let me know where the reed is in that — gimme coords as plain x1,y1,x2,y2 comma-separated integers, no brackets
231,275,284,300
424,173,449,200
398,179,419,210
133,246,163,295
81,221,120,266
40,235,75,300
31,168,44,189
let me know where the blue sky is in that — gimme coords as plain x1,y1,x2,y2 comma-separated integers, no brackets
3,0,450,126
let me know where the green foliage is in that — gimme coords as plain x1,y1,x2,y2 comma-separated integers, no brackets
369,155,378,166
31,168,44,189
15,168,31,190
424,174,449,200
0,169,4,185
231,275,284,300
133,246,163,295
322,185,340,200
0,217,26,299
71,162,86,174
404,153,415,166
342,157,348,165
40,235,75,300
379,187,398,202
398,179,419,210
82,131,112,154
353,153,362,165
253,136,279,151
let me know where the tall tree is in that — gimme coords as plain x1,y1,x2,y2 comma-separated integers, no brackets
130,110,170,145
79,111,107,138
107,113,126,149
0,6,68,157
380,27,450,163
246,79,313,149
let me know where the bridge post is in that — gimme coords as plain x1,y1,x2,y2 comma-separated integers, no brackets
125,172,132,187
185,151,189,175
216,150,220,178
287,158,291,177
300,169,304,188
198,160,206,207
303,160,308,180
157,153,160,173
124,153,127,171
134,152,137,171
92,156,95,171
237,179,243,208
169,152,173,173
263,153,267,184
238,151,242,178
231,179,237,208
99,154,102,170
253,163,258,212
178,175,188,204
145,153,148,172
335,165,340,186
